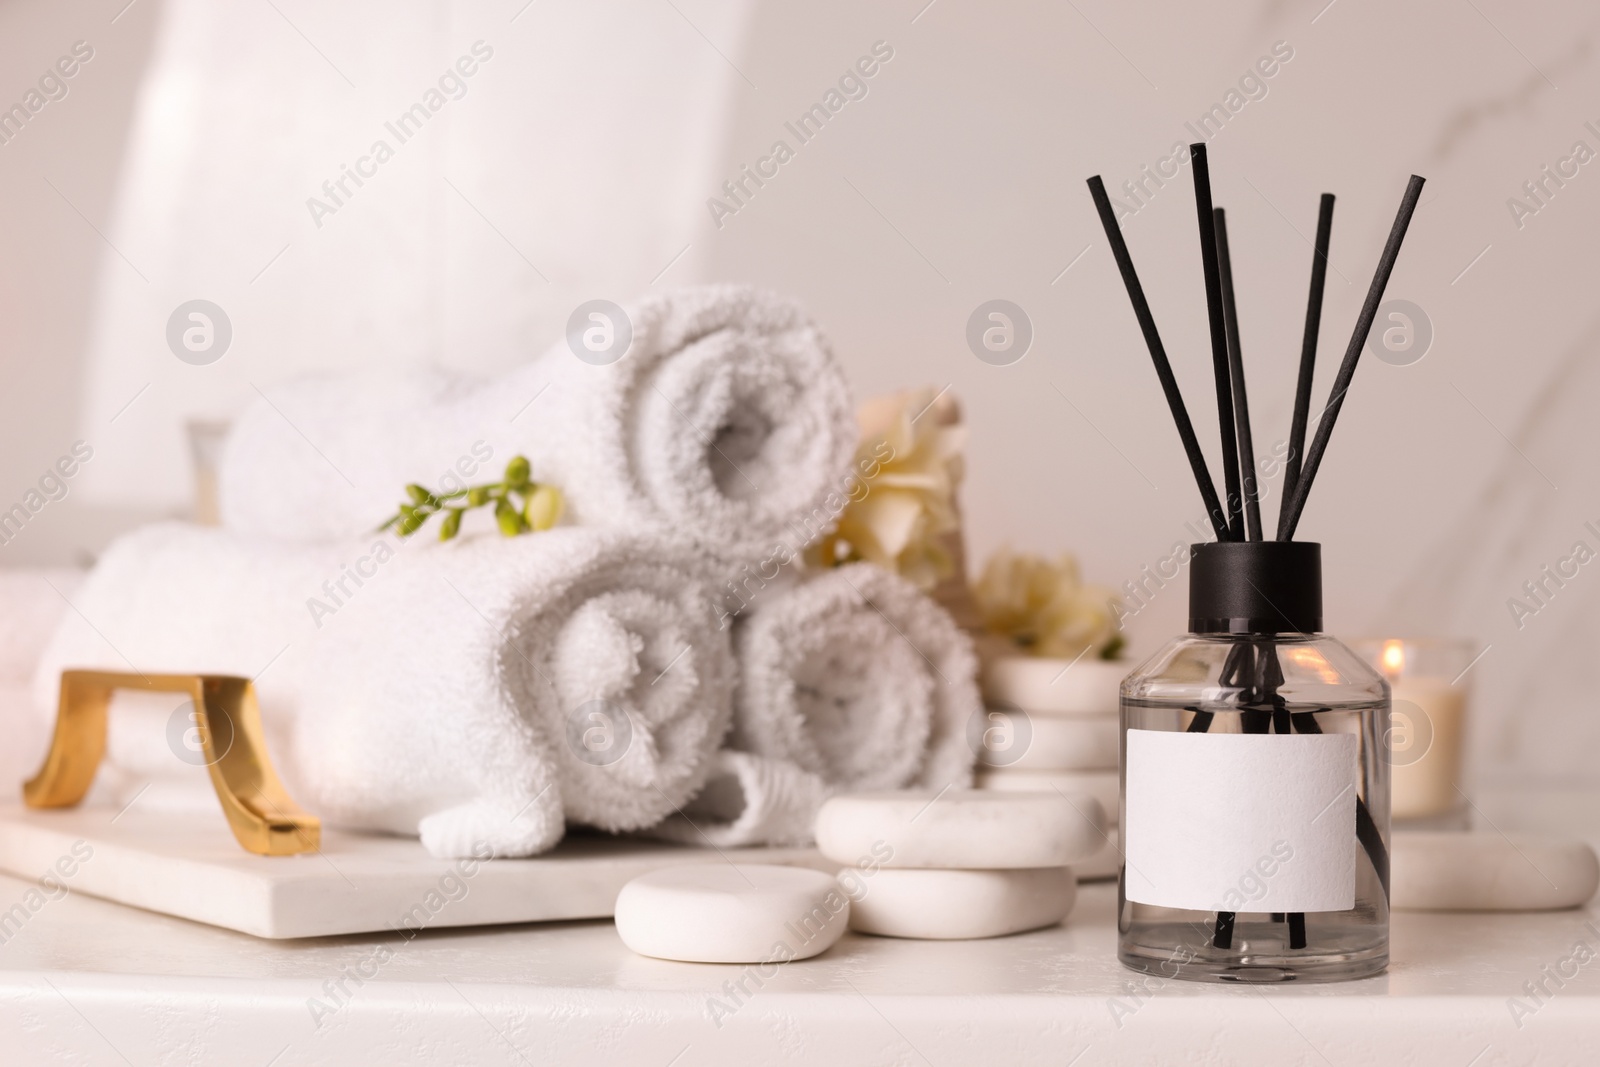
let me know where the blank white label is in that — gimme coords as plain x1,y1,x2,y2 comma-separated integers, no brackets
1123,729,1358,912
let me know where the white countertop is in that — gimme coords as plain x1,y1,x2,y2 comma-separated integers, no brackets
3,787,1598,1065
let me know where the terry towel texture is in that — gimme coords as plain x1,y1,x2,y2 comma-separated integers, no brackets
32,523,733,858
218,285,857,565
650,749,831,848
731,562,980,794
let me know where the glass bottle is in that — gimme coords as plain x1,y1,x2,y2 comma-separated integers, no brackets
1118,541,1390,983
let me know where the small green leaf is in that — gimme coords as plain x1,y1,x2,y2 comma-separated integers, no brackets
406,484,430,505
397,505,425,537
439,508,463,541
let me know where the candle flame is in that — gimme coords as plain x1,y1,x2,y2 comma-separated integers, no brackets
1381,639,1405,677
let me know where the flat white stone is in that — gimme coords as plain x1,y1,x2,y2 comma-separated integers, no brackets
1392,832,1600,911
614,863,847,963
0,804,831,938
975,768,1120,822
981,656,1126,715
815,790,1105,869
847,865,1076,940
976,709,1119,771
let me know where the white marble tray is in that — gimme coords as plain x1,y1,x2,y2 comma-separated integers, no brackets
0,804,833,939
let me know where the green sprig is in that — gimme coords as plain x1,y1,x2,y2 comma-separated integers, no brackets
378,455,564,541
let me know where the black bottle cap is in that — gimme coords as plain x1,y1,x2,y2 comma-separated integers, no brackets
1188,541,1322,634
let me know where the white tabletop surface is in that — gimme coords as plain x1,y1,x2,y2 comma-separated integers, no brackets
2,788,1598,1066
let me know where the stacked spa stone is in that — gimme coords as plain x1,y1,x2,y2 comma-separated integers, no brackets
815,791,1105,940
972,656,1127,880
612,791,1107,961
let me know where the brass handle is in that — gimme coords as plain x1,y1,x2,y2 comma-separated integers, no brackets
24,670,320,856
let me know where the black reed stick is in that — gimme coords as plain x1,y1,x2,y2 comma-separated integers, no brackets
1213,207,1263,542
1288,910,1308,950
1278,175,1426,540
1282,194,1335,510
1189,144,1244,542
1212,910,1236,950
1087,175,1231,541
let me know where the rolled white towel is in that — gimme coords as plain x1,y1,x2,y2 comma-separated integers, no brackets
650,750,831,849
732,563,980,792
218,285,857,564
32,523,734,858
0,568,81,682
0,569,83,794
0,680,52,795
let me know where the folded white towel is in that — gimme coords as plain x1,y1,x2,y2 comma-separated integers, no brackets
731,562,980,793
218,285,857,565
650,750,831,849
32,523,734,858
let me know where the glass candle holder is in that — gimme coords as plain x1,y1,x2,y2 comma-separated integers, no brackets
186,419,232,526
1353,637,1473,828
1118,542,1390,983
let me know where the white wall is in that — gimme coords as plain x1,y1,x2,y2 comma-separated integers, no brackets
697,0,1600,788
3,0,1598,787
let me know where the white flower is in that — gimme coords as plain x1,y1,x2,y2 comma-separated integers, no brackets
973,548,1123,660
810,387,966,592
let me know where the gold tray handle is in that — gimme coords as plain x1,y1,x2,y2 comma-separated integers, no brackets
24,670,320,856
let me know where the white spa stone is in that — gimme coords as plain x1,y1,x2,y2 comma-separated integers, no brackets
981,656,1126,716
815,790,1105,869
975,709,1120,772
975,768,1121,822
614,864,848,963
1391,832,1600,912
846,866,1077,940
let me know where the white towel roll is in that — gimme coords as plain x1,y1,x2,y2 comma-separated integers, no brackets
0,569,81,683
0,570,82,794
32,523,734,858
650,750,831,849
218,285,857,565
731,563,980,793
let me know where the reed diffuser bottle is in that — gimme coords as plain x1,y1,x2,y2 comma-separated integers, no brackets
1118,542,1390,982
1086,143,1423,981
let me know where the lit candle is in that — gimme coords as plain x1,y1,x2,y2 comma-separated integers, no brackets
1370,639,1471,822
